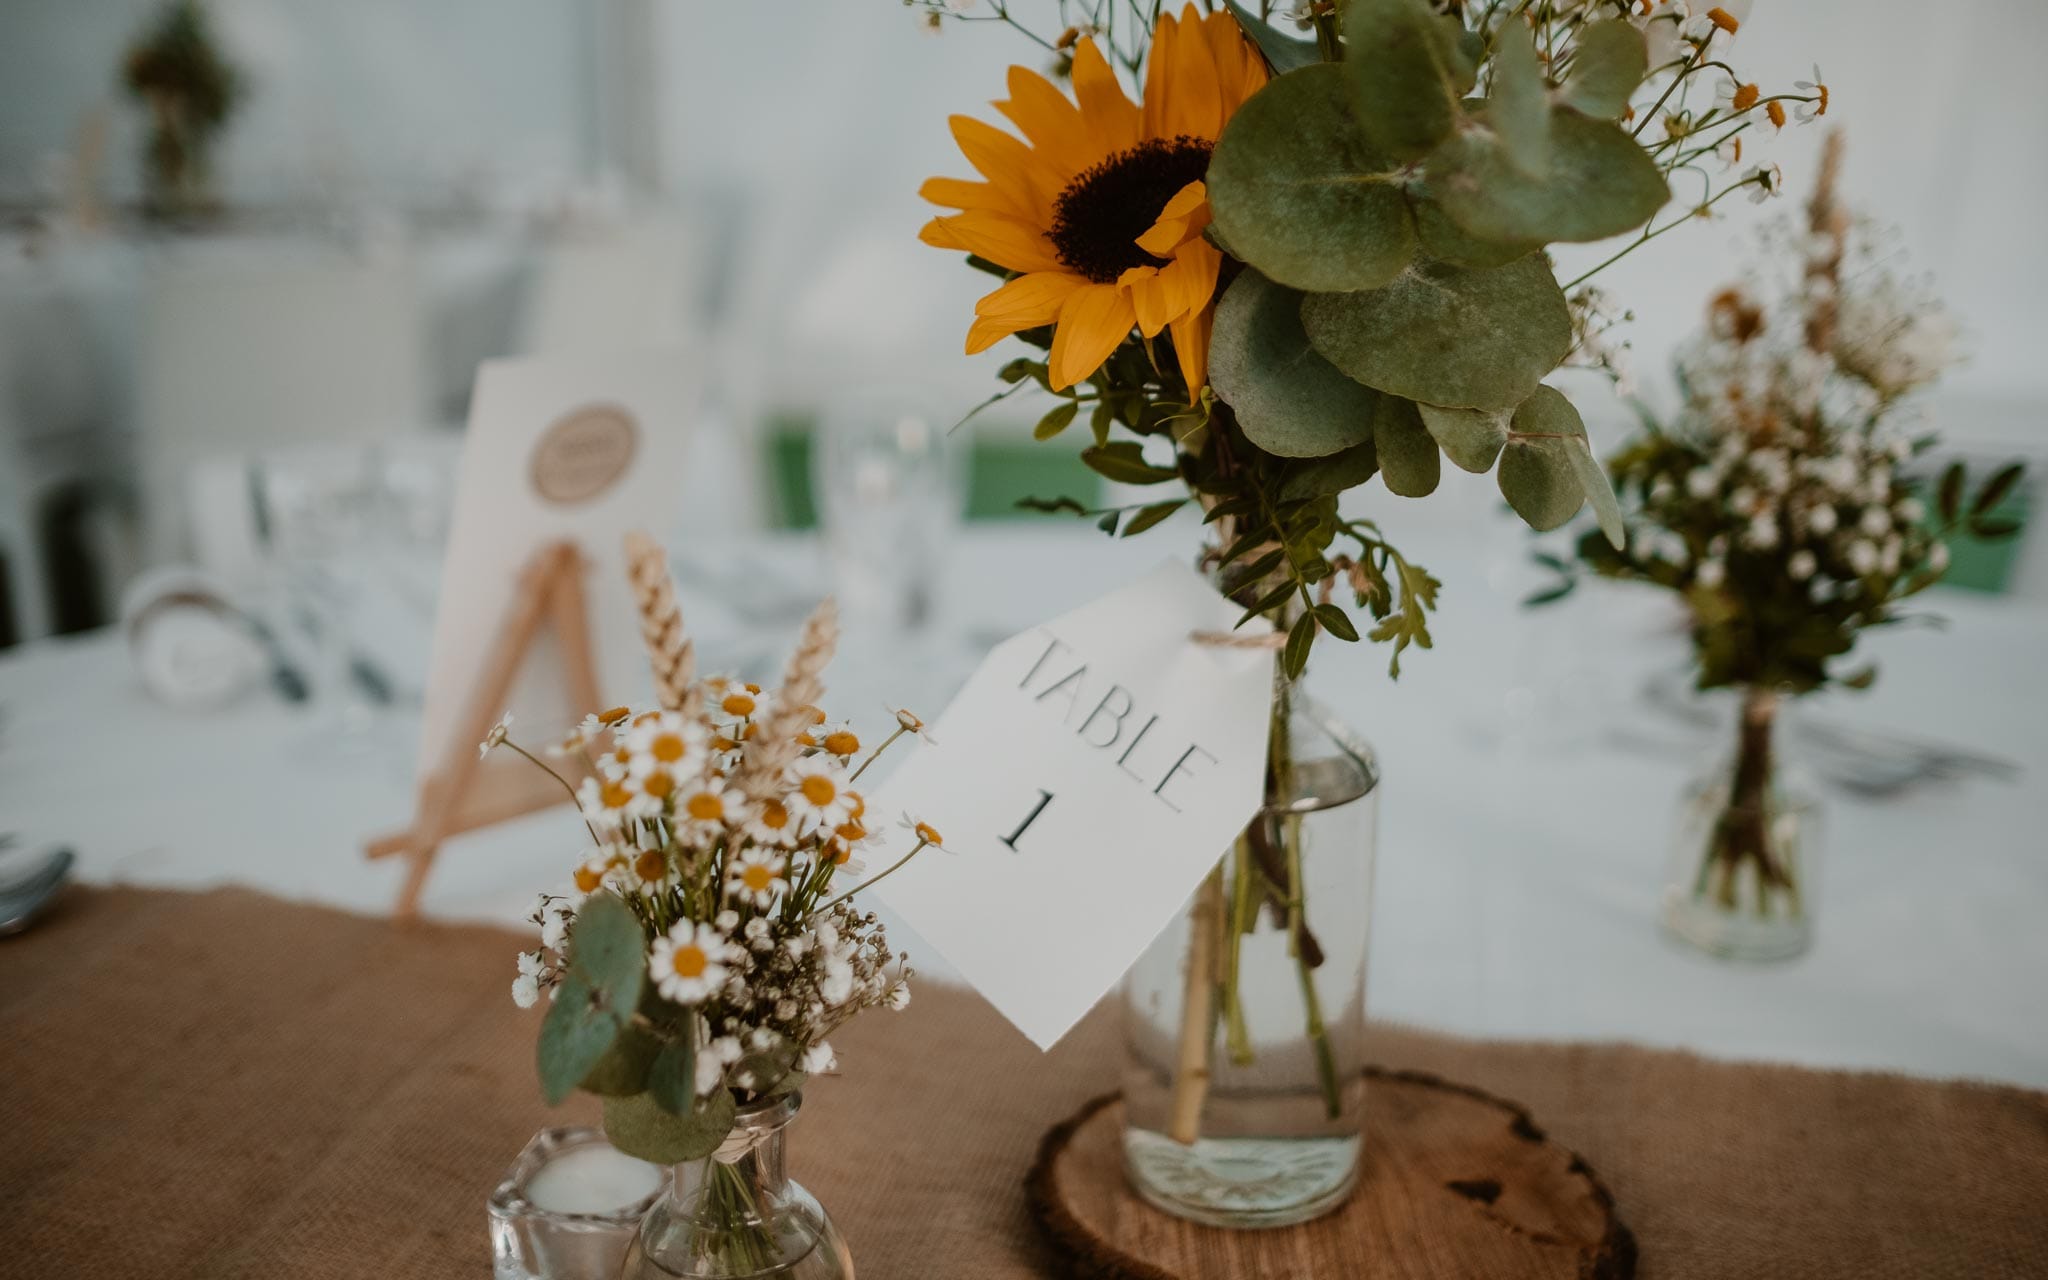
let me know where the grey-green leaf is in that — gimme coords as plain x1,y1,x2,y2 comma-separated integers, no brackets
1410,196,1537,269
536,974,626,1106
1497,385,1588,531
1563,20,1649,120
1489,21,1551,178
603,1088,737,1165
1374,396,1441,497
568,892,648,1014
1278,437,1380,501
647,1029,697,1115
1223,0,1321,74
1343,0,1472,162
578,1021,660,1098
1417,402,1510,473
1209,269,1379,458
1429,109,1669,244
1208,65,1417,293
1300,256,1572,412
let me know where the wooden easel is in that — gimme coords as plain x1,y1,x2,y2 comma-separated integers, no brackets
366,540,604,920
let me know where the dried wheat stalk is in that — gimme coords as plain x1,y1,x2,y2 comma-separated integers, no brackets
737,597,839,799
623,530,697,717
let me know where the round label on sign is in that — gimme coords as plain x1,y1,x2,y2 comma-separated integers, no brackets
530,404,638,505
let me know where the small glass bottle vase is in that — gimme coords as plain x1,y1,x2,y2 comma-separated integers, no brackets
1661,688,1821,962
620,1094,853,1280
1119,668,1379,1229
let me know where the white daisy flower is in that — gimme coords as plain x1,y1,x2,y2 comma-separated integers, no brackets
648,921,740,1005
891,706,937,744
713,682,764,721
898,812,945,849
1794,65,1828,123
571,846,632,897
479,710,514,759
624,711,708,777
575,774,634,833
673,774,742,833
1713,76,1758,116
1714,134,1744,171
744,796,801,848
714,909,740,932
726,849,788,908
1745,163,1784,203
785,757,856,831
815,722,862,761
512,975,540,1009
1787,550,1817,581
624,845,675,892
800,1041,838,1074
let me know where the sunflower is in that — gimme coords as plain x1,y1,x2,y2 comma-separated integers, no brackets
919,6,1267,394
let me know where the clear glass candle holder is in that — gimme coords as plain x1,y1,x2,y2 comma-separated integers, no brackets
489,1127,666,1280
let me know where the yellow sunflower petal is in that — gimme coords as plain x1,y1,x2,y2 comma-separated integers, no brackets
1140,10,1181,141
966,315,1017,355
919,176,1009,213
1158,236,1221,320
1135,179,1212,257
1119,265,1176,338
1166,5,1224,140
1049,283,1138,390
949,115,1057,221
1203,6,1267,112
975,270,1088,324
1071,38,1140,154
996,65,1099,180
1169,304,1213,396
924,210,1065,274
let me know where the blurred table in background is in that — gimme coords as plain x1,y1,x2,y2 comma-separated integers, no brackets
3,521,2044,1089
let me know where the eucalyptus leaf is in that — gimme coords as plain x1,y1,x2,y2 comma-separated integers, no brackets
1489,22,1551,178
1209,269,1380,458
536,974,626,1106
1208,65,1417,293
1416,402,1510,473
578,1021,660,1097
647,1029,697,1115
1301,256,1572,412
1374,396,1441,497
567,892,649,1014
1563,20,1649,120
603,1088,737,1165
1343,0,1472,162
1497,385,1588,531
1410,195,1537,269
1223,0,1321,74
1278,438,1380,501
1430,109,1669,244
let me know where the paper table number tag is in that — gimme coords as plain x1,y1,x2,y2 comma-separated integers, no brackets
870,560,1275,1050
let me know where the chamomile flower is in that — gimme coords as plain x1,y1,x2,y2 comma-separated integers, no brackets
1715,134,1743,171
898,812,945,848
674,775,741,833
571,846,632,896
785,757,856,831
1745,163,1784,203
627,845,675,891
479,710,514,758
577,774,638,831
716,684,763,720
745,796,801,848
1714,78,1759,114
726,849,788,908
649,921,740,1005
892,707,937,744
1794,65,1828,122
818,724,861,760
625,711,708,782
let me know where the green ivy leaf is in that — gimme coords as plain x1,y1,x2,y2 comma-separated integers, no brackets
1081,442,1180,485
1343,0,1472,162
1497,385,1591,531
1208,65,1417,293
1563,20,1649,120
603,1089,737,1165
1222,0,1321,74
1489,22,1551,178
1410,195,1537,270
1034,401,1079,441
1374,396,1441,497
1430,109,1669,244
1283,612,1318,679
1416,402,1510,473
1301,256,1572,412
1209,269,1380,458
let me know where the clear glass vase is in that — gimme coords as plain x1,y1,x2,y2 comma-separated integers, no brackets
1119,667,1379,1229
619,1093,853,1279
1661,688,1820,962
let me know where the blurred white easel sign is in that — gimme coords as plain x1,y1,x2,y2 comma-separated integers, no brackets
368,350,696,919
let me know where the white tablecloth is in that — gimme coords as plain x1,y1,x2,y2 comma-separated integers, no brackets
3,523,2044,1089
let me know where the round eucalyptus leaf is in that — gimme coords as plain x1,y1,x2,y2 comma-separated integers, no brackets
1489,22,1551,178
1498,385,1588,530
1417,401,1510,473
1374,396,1442,497
536,973,626,1106
603,1088,738,1165
1278,438,1380,501
1563,21,1649,120
1208,65,1417,293
646,1031,697,1115
1209,269,1379,458
566,892,648,1015
1300,256,1572,412
1343,0,1473,162
1429,109,1669,244
578,1020,661,1097
1410,196,1537,269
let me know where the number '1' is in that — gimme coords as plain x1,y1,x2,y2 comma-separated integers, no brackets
1002,789,1053,851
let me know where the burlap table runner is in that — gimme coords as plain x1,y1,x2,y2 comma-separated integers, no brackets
3,886,2043,1278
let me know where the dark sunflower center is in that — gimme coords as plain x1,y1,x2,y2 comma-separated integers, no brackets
1049,135,1213,284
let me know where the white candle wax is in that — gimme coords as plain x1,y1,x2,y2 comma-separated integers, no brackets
524,1143,664,1215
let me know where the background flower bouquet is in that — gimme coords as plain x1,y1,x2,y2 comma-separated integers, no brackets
491,533,932,1277
914,0,1821,1226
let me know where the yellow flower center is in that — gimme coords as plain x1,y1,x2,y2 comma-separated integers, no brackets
1706,6,1739,33
823,730,860,756
847,791,865,820
671,945,707,979
1731,83,1758,111
802,705,828,725
742,864,776,892
760,799,791,831
722,693,756,717
1765,101,1786,128
574,865,604,893
651,733,687,762
800,775,838,806
1050,136,1212,283
916,822,943,846
635,850,666,882
601,781,633,809
836,820,867,843
599,706,630,725
642,772,674,799
684,791,724,822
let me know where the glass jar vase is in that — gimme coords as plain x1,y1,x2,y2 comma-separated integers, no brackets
619,1093,853,1279
1661,688,1820,962
1119,668,1379,1229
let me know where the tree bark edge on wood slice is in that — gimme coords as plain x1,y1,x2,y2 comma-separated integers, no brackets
1026,1066,1637,1280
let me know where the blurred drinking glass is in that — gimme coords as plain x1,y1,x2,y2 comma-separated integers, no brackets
810,390,966,650
256,444,382,743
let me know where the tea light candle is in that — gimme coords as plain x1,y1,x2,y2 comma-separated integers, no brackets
524,1143,664,1215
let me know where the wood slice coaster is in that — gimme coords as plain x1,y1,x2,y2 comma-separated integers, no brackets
1027,1068,1635,1280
